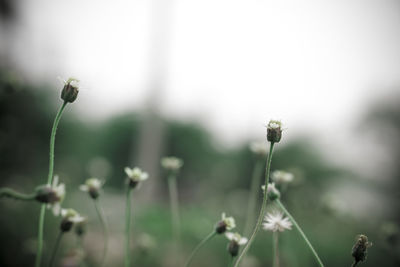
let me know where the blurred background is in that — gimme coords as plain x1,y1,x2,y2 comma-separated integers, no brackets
1,0,400,266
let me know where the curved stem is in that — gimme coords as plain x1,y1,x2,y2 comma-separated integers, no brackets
0,188,36,201
125,188,132,267
94,199,109,267
35,101,68,267
243,159,264,237
48,231,63,267
272,231,279,267
234,142,275,267
167,174,181,242
276,200,325,267
47,101,67,185
228,255,234,267
184,231,217,267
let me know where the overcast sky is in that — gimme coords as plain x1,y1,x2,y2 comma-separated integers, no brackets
5,0,400,157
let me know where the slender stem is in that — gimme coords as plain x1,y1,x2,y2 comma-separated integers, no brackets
47,101,67,185
234,142,275,267
276,200,325,267
94,199,109,267
228,255,234,267
243,159,264,237
351,261,358,267
35,205,46,267
125,188,132,267
35,101,68,267
184,231,217,267
167,173,181,242
76,236,88,267
272,231,279,267
0,188,36,200
49,231,63,267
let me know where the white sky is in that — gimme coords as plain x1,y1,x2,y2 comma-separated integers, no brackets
7,0,400,154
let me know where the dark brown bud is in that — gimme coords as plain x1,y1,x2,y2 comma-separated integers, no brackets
215,221,227,234
61,219,74,232
228,241,239,257
352,234,372,265
61,78,79,103
35,185,59,204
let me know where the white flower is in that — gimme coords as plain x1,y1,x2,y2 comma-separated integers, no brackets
161,157,183,172
47,175,65,216
263,211,292,232
267,120,282,130
222,212,236,231
261,182,280,200
271,170,294,185
125,167,149,182
80,178,104,199
61,208,85,223
225,232,248,245
249,141,268,156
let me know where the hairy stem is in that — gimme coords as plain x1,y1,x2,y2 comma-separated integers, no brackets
234,142,275,267
0,188,35,201
243,159,264,237
35,101,68,267
125,188,132,267
276,200,325,267
94,199,109,267
184,231,217,267
48,231,63,267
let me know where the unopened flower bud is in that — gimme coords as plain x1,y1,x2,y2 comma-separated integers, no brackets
225,232,248,257
351,234,372,265
267,120,283,143
75,219,87,237
61,78,79,103
80,178,103,199
60,209,85,233
228,241,240,257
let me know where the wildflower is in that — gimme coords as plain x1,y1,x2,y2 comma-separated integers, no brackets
262,211,292,232
161,157,183,172
261,183,281,201
215,212,236,234
249,141,268,157
60,208,85,232
125,167,148,188
271,170,294,185
35,175,65,215
61,77,79,103
267,120,283,143
225,232,248,257
351,234,372,266
74,218,88,237
80,178,103,199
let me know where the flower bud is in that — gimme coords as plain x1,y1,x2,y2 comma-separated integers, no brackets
228,241,240,257
35,185,59,203
74,219,87,237
352,234,372,265
61,78,79,103
80,178,103,199
60,209,85,233
215,213,236,234
267,120,283,143
125,167,148,189
261,183,281,201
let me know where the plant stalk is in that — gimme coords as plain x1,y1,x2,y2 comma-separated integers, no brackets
48,231,63,267
234,142,275,267
276,200,325,267
125,188,132,267
0,188,36,201
184,231,217,267
167,173,181,242
272,231,279,267
94,199,109,267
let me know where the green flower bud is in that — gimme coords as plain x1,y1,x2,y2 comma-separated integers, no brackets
267,120,283,143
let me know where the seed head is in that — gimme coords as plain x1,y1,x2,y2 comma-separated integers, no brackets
263,211,292,232
351,234,372,265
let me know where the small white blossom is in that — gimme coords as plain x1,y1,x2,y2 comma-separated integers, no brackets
267,120,282,130
225,232,248,245
222,212,236,231
271,170,294,185
47,175,65,216
161,157,183,172
80,178,104,199
61,208,85,223
263,211,292,232
125,167,148,182
249,141,268,156
261,183,280,200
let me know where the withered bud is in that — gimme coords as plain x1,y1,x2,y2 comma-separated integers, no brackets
351,234,372,265
61,78,79,103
